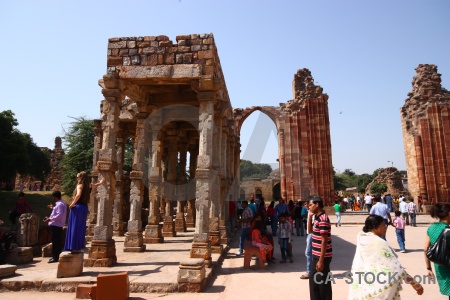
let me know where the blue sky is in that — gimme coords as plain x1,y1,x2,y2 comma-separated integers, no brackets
0,0,449,175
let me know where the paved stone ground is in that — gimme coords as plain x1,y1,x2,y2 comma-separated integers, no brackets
0,213,448,299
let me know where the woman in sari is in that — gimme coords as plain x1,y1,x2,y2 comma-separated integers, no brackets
424,203,450,299
251,219,274,266
349,215,423,299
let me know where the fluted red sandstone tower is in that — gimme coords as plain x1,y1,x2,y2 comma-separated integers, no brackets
401,64,450,203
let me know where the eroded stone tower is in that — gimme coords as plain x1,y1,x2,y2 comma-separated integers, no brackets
401,64,450,203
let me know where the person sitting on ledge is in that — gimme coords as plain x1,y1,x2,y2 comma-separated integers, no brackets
9,192,33,225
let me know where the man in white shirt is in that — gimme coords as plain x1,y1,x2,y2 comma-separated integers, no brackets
364,194,373,212
399,197,409,225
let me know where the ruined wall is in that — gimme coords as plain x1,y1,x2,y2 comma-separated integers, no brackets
401,64,450,203
240,178,280,201
365,167,408,196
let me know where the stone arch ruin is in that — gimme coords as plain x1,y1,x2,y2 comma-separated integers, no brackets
86,33,334,269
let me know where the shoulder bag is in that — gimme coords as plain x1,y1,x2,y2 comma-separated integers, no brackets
426,226,450,268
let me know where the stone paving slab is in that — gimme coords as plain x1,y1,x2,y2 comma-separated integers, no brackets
0,214,447,299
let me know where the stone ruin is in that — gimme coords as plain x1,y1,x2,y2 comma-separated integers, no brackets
401,64,450,203
15,136,64,191
68,33,333,290
365,167,408,197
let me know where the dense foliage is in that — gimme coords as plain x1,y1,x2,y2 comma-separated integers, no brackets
0,110,50,181
240,160,272,180
61,117,95,196
333,167,387,194
370,182,388,195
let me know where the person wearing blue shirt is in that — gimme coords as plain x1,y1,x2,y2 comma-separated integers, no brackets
273,198,289,236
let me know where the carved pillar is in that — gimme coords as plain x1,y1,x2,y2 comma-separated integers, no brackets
415,135,428,201
85,76,119,267
175,137,188,233
219,123,228,245
185,142,198,228
87,119,103,239
209,112,222,254
144,126,164,243
124,118,147,252
190,91,213,264
162,135,177,237
113,129,126,236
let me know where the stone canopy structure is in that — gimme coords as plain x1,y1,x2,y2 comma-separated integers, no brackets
401,64,450,203
88,33,333,268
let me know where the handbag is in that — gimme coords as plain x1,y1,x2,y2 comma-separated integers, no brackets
426,226,450,268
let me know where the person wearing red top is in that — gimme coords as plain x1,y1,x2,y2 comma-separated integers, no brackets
308,196,332,300
251,219,273,266
9,192,33,225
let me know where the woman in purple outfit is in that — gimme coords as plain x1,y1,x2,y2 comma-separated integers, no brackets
64,171,103,253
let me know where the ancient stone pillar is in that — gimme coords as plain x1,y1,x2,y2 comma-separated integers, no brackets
144,127,164,243
124,118,148,252
17,213,39,247
219,124,229,245
87,120,103,240
414,135,428,200
209,113,222,254
162,135,177,237
190,91,213,264
113,129,126,236
185,143,198,228
85,75,119,267
175,138,187,233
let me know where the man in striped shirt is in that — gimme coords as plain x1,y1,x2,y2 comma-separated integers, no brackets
308,196,332,300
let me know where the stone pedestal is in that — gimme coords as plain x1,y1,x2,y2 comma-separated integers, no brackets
5,247,33,265
84,239,117,267
185,208,195,228
177,258,206,292
42,243,52,257
143,225,164,243
123,232,146,252
219,225,228,245
162,216,176,237
17,213,39,247
0,264,18,278
175,213,187,233
113,222,126,237
190,241,211,267
209,230,222,254
57,252,83,278
86,223,96,241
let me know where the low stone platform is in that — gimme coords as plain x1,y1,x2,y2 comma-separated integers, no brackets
0,265,17,279
0,229,223,293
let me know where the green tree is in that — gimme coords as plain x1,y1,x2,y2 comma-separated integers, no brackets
370,182,388,195
0,110,50,181
333,167,346,191
356,173,374,194
22,133,51,180
61,117,95,196
240,160,272,180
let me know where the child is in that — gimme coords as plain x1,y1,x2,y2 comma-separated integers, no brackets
333,199,341,227
278,213,293,263
393,210,406,253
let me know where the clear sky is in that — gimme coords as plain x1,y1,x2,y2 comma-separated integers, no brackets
1,0,449,175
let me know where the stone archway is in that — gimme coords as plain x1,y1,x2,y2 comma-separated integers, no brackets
234,69,334,205
272,182,281,200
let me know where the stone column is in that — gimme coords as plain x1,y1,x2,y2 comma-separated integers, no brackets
162,135,177,237
113,129,126,236
87,120,103,239
209,112,222,254
124,118,148,252
175,137,188,233
190,91,214,264
144,127,164,243
185,143,198,228
85,76,119,267
219,123,228,245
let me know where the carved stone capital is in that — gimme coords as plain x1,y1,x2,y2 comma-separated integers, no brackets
195,169,210,180
97,160,118,172
130,171,144,180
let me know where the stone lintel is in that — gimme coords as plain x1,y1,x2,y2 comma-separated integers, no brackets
118,65,201,80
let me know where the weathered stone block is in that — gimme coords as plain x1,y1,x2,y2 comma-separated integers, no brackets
0,264,17,278
108,41,127,49
42,242,52,257
18,213,39,247
5,247,33,265
57,252,83,278
76,283,97,299
178,258,206,292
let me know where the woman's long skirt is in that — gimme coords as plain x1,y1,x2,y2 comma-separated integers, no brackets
64,203,88,251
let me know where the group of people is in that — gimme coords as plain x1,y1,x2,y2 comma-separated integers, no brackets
233,194,450,300
2,171,104,264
